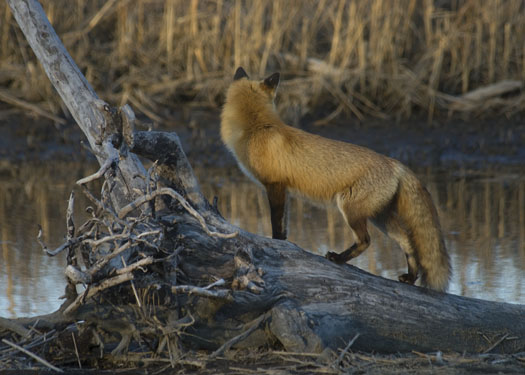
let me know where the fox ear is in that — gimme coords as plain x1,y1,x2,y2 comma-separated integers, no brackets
263,72,280,90
233,67,249,81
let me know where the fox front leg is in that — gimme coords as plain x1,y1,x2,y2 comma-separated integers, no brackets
266,183,287,240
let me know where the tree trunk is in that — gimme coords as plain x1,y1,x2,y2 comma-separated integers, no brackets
3,0,524,366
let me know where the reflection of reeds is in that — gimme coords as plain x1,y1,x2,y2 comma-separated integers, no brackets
2,0,525,121
0,162,97,317
0,190,14,317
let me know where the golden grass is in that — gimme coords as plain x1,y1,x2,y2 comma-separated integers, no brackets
1,0,524,123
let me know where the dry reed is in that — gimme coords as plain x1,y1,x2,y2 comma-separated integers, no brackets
1,0,524,123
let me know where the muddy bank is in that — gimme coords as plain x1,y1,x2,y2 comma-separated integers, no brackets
1,349,525,375
1,107,524,173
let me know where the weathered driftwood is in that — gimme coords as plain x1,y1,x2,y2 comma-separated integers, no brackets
449,80,523,112
4,0,525,369
7,0,146,211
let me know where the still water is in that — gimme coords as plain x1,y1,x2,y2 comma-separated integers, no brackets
1,162,524,318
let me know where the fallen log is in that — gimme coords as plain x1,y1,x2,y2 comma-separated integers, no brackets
449,80,523,112
127,130,525,355
2,0,524,371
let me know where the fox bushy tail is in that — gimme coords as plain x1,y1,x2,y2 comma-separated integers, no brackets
398,173,451,292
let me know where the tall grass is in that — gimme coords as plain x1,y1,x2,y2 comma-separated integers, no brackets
1,0,524,123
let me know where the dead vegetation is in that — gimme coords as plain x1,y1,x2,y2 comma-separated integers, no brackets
1,0,525,124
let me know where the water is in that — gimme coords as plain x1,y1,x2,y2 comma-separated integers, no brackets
0,162,524,318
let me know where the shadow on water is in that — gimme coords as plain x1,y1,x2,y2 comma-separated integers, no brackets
0,162,524,318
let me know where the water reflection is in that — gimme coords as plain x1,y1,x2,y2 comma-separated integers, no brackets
197,168,525,304
0,163,523,318
0,162,96,318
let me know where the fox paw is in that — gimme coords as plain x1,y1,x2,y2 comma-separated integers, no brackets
326,251,346,264
398,273,417,285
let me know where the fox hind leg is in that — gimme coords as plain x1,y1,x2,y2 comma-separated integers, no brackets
373,211,419,285
399,254,418,285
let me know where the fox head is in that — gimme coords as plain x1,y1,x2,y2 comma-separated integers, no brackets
231,67,280,103
221,67,283,133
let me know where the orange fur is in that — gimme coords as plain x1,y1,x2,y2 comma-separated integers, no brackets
221,68,451,292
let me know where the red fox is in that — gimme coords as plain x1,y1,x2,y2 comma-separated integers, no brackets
220,67,451,292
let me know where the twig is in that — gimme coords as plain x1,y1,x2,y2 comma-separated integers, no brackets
204,279,226,290
36,225,49,254
76,140,119,185
66,191,75,240
332,333,360,368
78,183,126,226
37,227,87,257
271,351,322,357
121,256,142,308
209,313,268,359
37,226,84,257
483,333,510,354
172,285,232,301
118,187,238,238
137,230,162,239
2,338,63,373
88,240,133,276
84,232,128,247
83,231,159,275
71,332,82,368
9,330,58,354
64,272,134,315
65,265,92,284
116,256,153,275
43,241,73,256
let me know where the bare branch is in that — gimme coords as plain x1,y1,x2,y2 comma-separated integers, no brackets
76,140,119,185
65,265,92,284
64,273,134,315
172,285,232,301
332,333,360,368
118,187,238,239
37,226,85,257
209,313,269,358
2,339,63,373
66,191,75,241
116,257,154,275
88,241,133,276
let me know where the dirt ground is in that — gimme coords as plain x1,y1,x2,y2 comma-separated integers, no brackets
1,349,524,374
1,106,524,374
